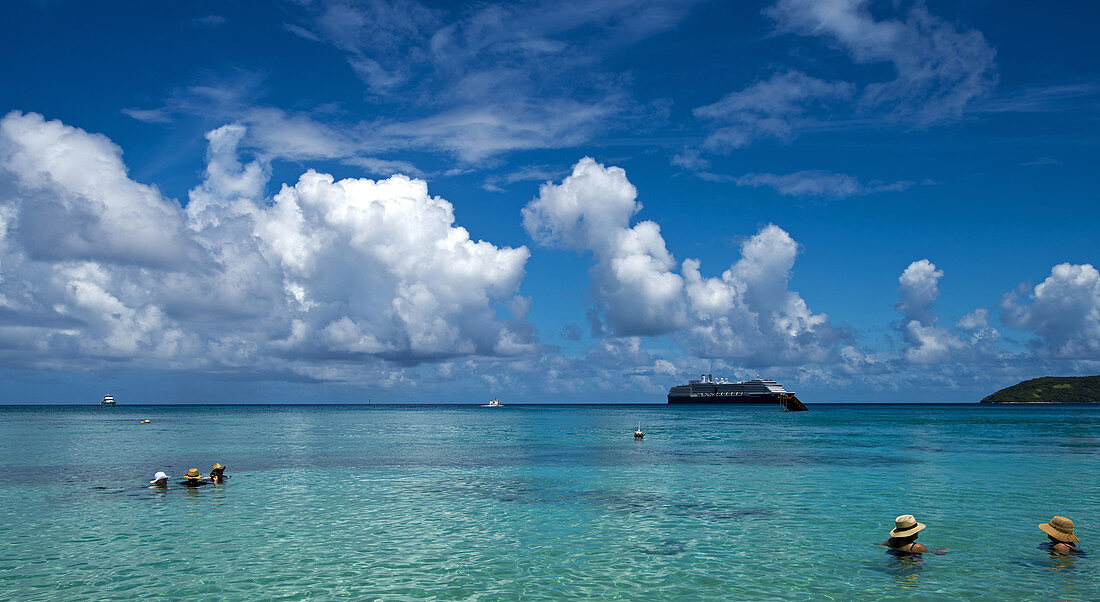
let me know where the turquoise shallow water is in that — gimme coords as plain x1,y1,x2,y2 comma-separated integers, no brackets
1,403,1098,600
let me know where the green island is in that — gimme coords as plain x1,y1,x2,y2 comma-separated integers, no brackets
980,375,1100,403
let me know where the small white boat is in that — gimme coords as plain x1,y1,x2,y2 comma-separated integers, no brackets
100,394,116,406
481,399,502,407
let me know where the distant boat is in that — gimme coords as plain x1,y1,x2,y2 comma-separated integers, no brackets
482,399,502,407
100,394,116,406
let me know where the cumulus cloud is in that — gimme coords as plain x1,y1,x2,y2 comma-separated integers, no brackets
895,259,957,363
523,157,686,335
255,169,532,360
0,111,203,269
681,226,845,365
765,0,997,126
0,112,535,376
693,71,854,150
894,259,1000,364
524,157,843,365
1002,263,1100,359
896,259,943,326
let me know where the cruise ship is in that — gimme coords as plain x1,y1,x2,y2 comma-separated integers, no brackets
667,374,806,410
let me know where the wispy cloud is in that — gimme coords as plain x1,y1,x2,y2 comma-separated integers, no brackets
482,164,566,192
766,0,998,127
972,82,1100,114
685,0,1000,159
121,107,172,124
276,0,702,161
711,170,914,199
1020,156,1058,167
693,71,853,150
191,15,227,28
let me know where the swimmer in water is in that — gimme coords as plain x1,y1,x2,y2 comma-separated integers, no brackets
148,471,169,488
180,468,208,487
209,463,229,484
1039,516,1081,555
882,514,947,555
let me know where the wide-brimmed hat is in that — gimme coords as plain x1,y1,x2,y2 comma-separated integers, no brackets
890,514,926,537
150,471,169,483
1039,516,1079,543
211,463,225,472
184,468,203,480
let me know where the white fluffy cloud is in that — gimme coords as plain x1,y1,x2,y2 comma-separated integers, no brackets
894,259,1000,364
0,111,201,268
895,259,959,363
1002,263,1100,359
523,157,687,335
896,259,943,326
0,112,534,376
254,168,531,360
682,225,843,365
524,157,843,365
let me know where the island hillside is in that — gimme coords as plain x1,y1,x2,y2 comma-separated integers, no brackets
980,375,1100,403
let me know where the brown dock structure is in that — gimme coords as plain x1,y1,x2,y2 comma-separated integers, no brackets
779,394,808,412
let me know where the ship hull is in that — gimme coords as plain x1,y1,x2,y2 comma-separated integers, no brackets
668,393,794,404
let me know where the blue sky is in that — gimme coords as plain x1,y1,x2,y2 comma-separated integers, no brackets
0,0,1097,403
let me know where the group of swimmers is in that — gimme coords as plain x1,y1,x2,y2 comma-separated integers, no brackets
884,514,1083,556
147,463,229,488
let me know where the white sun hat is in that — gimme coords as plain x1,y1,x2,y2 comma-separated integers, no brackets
150,471,169,483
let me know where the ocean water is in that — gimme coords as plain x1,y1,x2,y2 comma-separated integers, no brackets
0,403,1097,600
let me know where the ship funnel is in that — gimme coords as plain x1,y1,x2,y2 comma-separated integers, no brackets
708,373,713,383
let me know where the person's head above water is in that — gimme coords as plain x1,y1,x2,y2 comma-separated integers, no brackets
882,514,942,555
150,471,169,486
183,468,202,480
211,463,225,474
890,515,926,539
1040,516,1079,544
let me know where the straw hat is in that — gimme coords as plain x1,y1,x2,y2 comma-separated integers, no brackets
150,471,169,484
1039,516,1079,543
184,468,203,480
211,463,225,472
890,514,926,537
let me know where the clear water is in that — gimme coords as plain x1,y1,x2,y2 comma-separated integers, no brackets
1,403,1097,600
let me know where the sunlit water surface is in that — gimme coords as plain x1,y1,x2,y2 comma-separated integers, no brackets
1,403,1097,600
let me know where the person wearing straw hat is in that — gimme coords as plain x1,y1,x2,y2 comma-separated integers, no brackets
1039,516,1081,555
148,471,169,488
209,463,229,484
179,468,209,487
882,514,941,555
